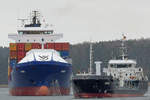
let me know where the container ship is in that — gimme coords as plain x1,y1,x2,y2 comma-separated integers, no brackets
72,35,148,98
8,11,72,96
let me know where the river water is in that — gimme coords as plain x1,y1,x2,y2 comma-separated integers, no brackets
0,87,149,100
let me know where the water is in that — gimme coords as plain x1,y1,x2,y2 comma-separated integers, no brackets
0,87,149,100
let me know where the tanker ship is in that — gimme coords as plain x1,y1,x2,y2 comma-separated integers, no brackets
72,35,148,98
8,11,72,96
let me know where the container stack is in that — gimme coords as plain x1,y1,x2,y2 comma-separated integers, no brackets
44,42,70,58
17,43,25,62
9,43,43,64
8,42,43,80
9,43,17,81
9,42,70,64
25,43,32,51
9,43,17,67
32,43,42,49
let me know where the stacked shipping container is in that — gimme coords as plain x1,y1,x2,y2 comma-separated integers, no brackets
9,43,17,81
25,43,32,51
9,42,70,63
17,43,25,62
9,43,17,65
44,43,70,58
32,43,42,49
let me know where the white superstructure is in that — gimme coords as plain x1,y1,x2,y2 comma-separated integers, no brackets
102,35,148,87
8,11,63,43
103,59,144,80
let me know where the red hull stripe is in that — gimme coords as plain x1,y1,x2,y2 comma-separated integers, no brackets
9,86,70,96
74,93,144,98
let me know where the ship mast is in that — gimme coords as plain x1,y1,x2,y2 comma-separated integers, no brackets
89,42,93,74
32,11,40,25
25,10,41,27
120,34,127,60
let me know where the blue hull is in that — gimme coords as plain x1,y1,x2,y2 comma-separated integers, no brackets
9,61,72,96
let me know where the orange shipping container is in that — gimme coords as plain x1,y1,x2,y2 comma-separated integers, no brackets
10,51,17,59
9,43,17,51
17,43,25,51
62,43,69,51
25,43,32,51
54,43,62,51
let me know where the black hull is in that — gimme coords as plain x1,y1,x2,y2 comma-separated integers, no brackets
72,75,148,98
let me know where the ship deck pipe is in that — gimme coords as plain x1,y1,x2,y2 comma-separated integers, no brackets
95,61,102,76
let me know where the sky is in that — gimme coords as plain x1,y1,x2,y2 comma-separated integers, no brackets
1,0,150,46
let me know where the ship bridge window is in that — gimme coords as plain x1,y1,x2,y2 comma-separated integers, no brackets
19,30,53,34
44,31,53,34
116,64,129,68
110,64,114,67
22,31,44,34
44,31,47,34
110,64,133,68
18,31,23,34
129,64,132,67
110,64,117,68
47,31,53,34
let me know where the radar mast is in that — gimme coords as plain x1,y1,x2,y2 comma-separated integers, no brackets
120,34,128,60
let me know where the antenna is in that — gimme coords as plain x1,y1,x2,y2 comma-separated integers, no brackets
24,10,41,27
32,10,41,24
89,41,93,74
120,34,127,60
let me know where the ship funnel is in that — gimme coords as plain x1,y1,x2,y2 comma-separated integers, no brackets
95,61,102,75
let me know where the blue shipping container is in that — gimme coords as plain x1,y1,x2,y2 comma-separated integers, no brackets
10,59,17,68
60,51,69,57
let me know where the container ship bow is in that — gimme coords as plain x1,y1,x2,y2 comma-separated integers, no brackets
8,11,72,96
72,35,148,98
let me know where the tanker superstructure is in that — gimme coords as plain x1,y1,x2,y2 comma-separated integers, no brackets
72,35,148,98
8,11,72,96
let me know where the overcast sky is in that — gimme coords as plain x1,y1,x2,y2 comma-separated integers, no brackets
1,0,150,46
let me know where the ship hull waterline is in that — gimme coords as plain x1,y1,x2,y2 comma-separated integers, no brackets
9,61,72,96
74,93,144,98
